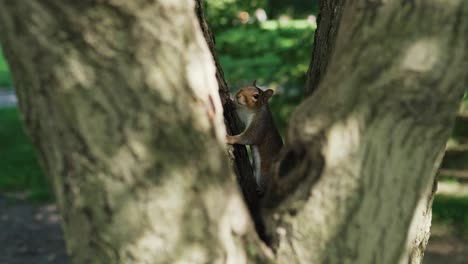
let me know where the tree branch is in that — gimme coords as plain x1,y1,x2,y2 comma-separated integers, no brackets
304,0,347,97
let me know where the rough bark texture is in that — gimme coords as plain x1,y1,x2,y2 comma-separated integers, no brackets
264,1,468,263
194,0,264,239
304,0,346,97
0,1,261,263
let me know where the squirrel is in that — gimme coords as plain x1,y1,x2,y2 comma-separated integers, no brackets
226,81,283,195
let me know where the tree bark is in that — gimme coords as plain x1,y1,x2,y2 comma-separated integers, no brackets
304,0,346,96
0,1,263,263
264,1,468,263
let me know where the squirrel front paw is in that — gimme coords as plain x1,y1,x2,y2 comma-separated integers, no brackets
226,135,235,144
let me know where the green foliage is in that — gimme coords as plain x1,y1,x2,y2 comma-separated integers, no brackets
204,0,319,32
205,0,267,32
216,21,314,133
433,194,468,232
0,47,12,88
266,0,319,18
0,108,50,201
217,22,314,87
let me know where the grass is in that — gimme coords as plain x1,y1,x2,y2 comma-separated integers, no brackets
0,47,13,88
0,107,50,201
433,194,468,233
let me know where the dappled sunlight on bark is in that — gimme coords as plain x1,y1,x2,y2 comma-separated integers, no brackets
402,39,440,73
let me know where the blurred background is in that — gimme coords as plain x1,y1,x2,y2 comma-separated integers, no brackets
0,1,466,263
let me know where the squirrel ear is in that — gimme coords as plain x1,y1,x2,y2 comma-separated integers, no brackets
264,89,274,101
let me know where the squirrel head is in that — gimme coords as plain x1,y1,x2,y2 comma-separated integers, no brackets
234,81,274,111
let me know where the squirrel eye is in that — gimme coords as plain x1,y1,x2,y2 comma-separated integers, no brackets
253,94,259,100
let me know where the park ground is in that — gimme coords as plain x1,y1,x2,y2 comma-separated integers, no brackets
0,184,467,264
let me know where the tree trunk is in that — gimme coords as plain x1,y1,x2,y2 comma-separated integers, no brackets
0,1,263,263
264,1,468,263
